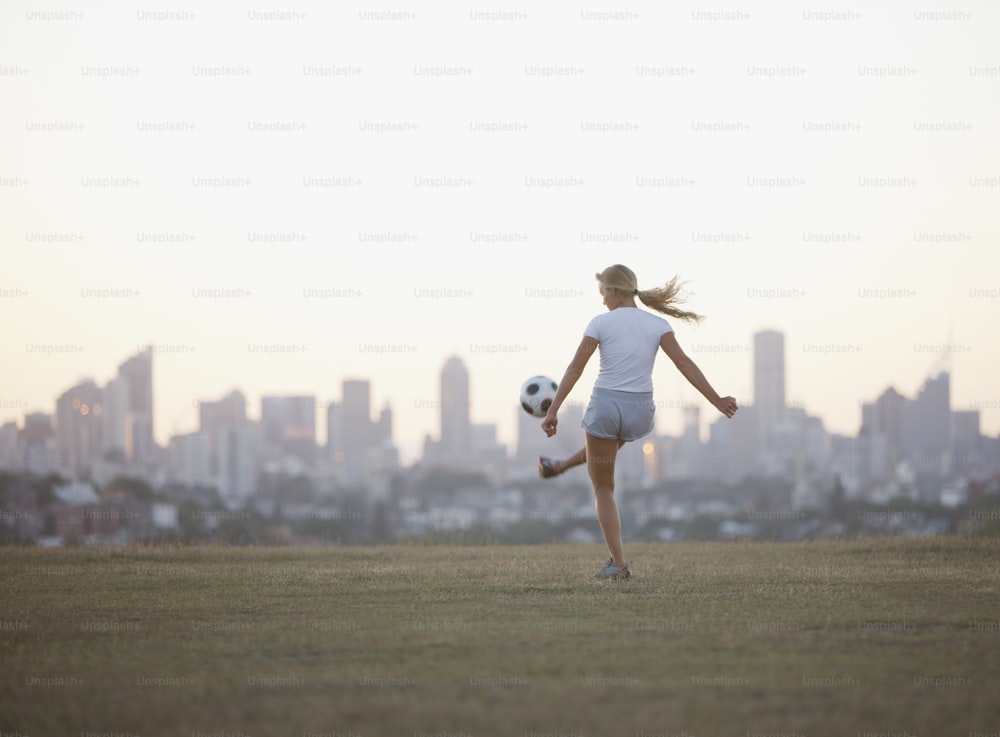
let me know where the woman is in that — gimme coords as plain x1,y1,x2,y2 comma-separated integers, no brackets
539,264,738,579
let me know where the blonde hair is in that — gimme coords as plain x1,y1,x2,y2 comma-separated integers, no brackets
595,264,704,323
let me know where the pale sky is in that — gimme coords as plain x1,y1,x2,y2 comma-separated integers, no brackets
2,1,998,465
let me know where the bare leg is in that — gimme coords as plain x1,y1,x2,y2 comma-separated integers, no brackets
584,434,627,566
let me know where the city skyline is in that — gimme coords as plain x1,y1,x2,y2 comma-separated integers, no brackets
3,3,998,463
2,327,993,474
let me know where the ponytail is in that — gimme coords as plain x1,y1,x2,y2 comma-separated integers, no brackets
636,275,704,323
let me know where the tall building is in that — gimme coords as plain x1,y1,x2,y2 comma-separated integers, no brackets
216,421,260,503
101,376,128,461
22,412,55,476
325,380,395,480
705,405,758,482
671,406,703,479
859,387,906,483
439,356,471,462
325,401,343,464
200,390,246,434
374,404,393,446
260,395,316,466
471,423,507,467
198,390,247,484
753,330,785,445
55,379,104,478
117,349,155,464
168,431,212,489
340,379,372,477
0,422,19,471
950,409,981,476
901,372,951,476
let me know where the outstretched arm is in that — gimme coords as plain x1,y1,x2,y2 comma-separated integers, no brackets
541,336,598,437
659,332,738,418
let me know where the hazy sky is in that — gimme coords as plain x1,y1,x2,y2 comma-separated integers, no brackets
3,1,998,464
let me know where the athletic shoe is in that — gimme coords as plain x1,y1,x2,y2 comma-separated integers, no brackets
595,560,630,579
537,456,562,479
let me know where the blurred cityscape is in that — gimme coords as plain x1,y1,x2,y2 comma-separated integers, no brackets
2,330,999,547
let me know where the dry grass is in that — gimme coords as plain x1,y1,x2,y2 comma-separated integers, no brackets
2,538,999,736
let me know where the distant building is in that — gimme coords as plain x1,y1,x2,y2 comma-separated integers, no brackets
117,349,155,465
859,387,906,486
191,389,260,499
325,402,343,463
198,389,246,481
260,395,317,466
753,330,786,445
901,372,951,477
22,412,56,476
673,406,704,479
200,390,247,434
216,420,261,504
0,421,19,471
439,356,471,461
470,422,508,477
616,437,647,487
55,379,104,478
424,356,472,466
374,404,393,448
706,405,759,482
168,431,213,489
951,409,982,476
340,380,374,478
101,376,128,461
326,379,396,481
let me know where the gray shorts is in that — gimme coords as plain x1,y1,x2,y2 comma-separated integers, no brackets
581,388,655,442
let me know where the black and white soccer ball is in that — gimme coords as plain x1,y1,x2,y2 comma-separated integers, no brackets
519,375,558,417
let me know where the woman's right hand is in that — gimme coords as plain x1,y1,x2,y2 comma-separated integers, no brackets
541,410,558,437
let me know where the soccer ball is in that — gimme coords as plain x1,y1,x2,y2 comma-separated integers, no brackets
519,375,558,417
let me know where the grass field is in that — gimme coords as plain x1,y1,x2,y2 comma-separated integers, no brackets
2,538,999,737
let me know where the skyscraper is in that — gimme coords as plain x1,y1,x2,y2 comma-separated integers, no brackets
215,421,260,503
199,390,246,434
901,372,951,477
326,381,396,479
673,405,703,478
55,379,104,477
374,404,392,446
326,401,343,464
706,405,758,482
261,395,317,466
859,387,906,483
22,412,55,476
951,409,981,476
753,330,785,443
101,376,128,461
338,380,375,478
168,431,212,489
0,422,18,471
117,349,155,465
199,390,247,482
439,356,471,461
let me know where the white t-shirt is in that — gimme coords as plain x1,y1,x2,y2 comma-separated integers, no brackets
583,308,674,392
